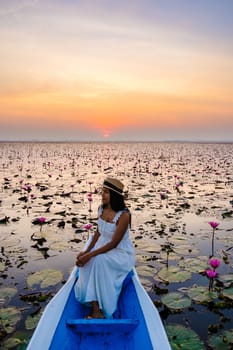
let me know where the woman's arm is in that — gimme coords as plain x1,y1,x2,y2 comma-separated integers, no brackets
77,212,129,266
84,229,100,252
76,229,100,265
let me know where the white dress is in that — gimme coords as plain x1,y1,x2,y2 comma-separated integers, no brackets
74,207,135,318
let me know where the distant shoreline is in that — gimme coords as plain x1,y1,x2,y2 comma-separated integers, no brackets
0,140,232,145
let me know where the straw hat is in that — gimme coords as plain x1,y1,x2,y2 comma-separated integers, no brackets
103,177,124,196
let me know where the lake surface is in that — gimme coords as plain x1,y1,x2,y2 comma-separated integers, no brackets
0,142,233,349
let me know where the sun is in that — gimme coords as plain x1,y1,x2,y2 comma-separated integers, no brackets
103,130,111,139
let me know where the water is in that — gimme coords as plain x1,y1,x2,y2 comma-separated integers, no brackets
0,142,233,349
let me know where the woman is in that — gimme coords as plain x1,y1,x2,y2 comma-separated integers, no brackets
74,177,135,319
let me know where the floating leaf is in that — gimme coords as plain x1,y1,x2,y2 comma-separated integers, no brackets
1,338,22,349
25,310,43,330
222,287,233,301
208,329,233,350
187,286,218,303
161,292,191,310
138,242,161,253
173,245,199,256
179,257,208,273
49,241,69,251
157,266,192,283
217,274,233,287
169,236,189,244
0,307,21,334
1,332,30,350
0,261,6,272
27,269,63,288
160,250,180,261
0,287,17,306
136,265,157,277
1,238,21,248
166,324,205,350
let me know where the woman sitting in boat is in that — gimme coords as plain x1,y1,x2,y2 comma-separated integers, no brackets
75,177,135,319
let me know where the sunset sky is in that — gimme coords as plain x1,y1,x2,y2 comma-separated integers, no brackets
1,0,233,142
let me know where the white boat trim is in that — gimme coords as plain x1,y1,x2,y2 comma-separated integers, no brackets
27,267,78,350
132,268,171,350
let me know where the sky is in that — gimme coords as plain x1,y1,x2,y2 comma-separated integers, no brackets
0,0,233,142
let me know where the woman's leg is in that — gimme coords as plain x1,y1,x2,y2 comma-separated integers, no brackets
91,301,105,318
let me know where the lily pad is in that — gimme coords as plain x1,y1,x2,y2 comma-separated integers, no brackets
0,307,21,334
25,310,43,330
173,245,199,256
0,261,6,272
217,274,233,287
0,338,22,349
160,251,180,261
179,257,208,273
157,266,192,283
27,269,63,288
138,242,162,253
208,329,233,350
1,332,30,350
169,236,189,244
0,287,17,306
222,287,233,301
49,241,70,251
136,265,157,277
166,324,205,350
161,292,191,310
187,286,218,303
4,246,27,255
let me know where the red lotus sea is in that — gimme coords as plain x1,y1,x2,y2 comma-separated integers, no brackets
0,142,233,349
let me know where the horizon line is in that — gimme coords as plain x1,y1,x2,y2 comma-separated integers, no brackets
0,139,233,144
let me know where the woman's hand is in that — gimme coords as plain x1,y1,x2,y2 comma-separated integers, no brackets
76,251,86,267
76,252,92,267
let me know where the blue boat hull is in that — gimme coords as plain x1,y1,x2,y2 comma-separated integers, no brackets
27,268,171,350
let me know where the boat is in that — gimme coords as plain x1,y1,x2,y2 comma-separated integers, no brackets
27,266,171,350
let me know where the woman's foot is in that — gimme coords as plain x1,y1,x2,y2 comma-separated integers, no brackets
85,310,105,319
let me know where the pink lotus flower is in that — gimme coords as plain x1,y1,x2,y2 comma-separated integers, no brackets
209,258,221,269
22,184,32,192
206,269,217,279
87,194,93,202
38,217,46,224
208,222,219,229
37,217,46,231
83,223,92,230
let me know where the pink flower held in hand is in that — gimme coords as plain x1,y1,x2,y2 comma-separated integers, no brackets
208,222,219,229
206,269,217,279
83,223,92,230
209,258,221,269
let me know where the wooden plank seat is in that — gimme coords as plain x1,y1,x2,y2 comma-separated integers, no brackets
66,318,139,334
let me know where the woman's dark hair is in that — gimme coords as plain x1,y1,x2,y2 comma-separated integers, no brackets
103,189,127,211
103,189,131,226
109,189,127,211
